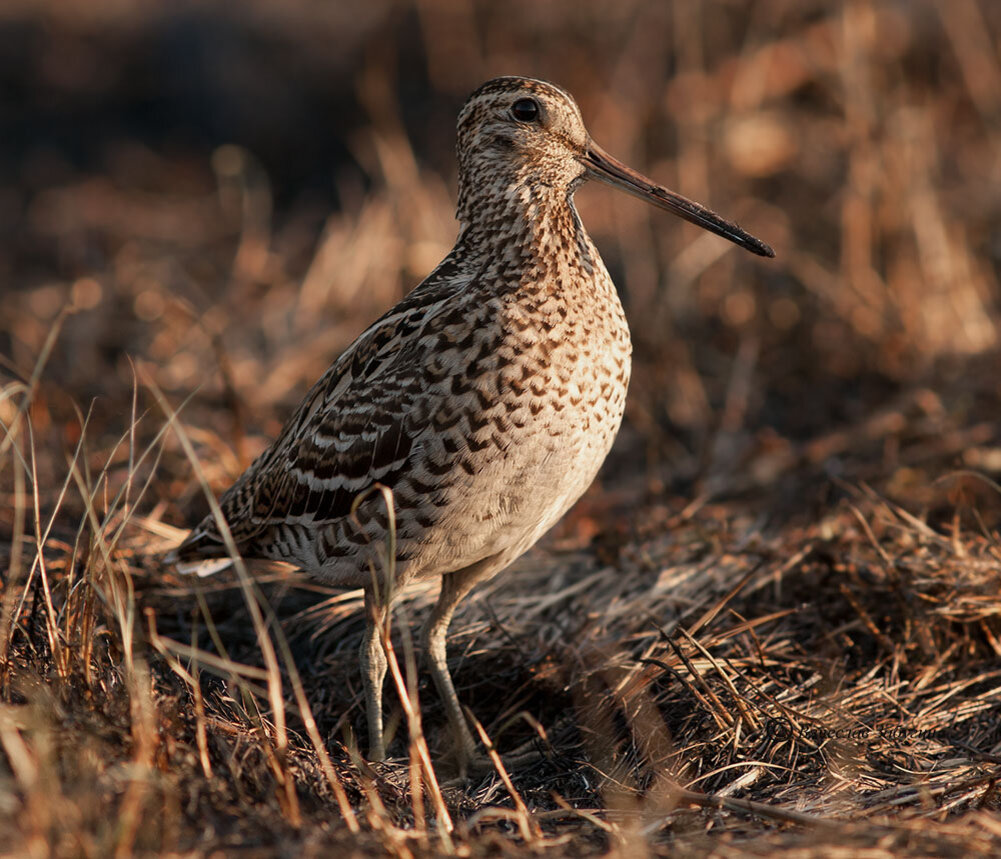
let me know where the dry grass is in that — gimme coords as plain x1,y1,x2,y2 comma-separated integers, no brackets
2,0,1001,855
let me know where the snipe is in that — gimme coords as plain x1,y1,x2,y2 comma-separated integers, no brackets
167,76,773,767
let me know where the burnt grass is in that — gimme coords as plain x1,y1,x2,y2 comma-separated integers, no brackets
3,2,1001,856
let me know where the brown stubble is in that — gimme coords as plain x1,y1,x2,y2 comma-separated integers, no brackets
3,1,1001,856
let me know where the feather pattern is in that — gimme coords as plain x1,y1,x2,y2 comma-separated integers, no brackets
171,79,636,592
167,75,772,762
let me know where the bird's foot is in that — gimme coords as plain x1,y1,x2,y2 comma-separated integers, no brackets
442,736,549,785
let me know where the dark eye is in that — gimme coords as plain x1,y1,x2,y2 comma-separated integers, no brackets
510,97,540,123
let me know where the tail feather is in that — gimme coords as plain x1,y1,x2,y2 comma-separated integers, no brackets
163,522,233,576
174,558,234,577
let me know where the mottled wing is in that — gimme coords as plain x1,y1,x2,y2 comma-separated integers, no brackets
170,256,471,561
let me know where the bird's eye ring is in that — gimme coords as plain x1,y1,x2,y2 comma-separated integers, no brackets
510,97,540,123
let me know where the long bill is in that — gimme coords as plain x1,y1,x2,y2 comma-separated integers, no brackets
582,142,775,258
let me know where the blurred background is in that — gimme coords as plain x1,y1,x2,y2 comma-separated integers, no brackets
3,3,1001,850
2,0,1000,522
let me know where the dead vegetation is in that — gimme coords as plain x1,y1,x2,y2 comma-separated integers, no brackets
2,0,1001,855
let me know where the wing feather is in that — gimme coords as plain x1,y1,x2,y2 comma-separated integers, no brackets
170,255,473,562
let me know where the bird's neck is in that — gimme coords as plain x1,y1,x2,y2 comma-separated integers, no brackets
455,182,598,283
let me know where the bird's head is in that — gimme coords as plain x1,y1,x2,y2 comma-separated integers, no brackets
456,76,774,258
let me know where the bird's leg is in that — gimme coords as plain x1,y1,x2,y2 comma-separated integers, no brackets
360,588,389,761
421,561,491,767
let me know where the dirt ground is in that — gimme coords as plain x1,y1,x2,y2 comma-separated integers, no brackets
3,1,1001,855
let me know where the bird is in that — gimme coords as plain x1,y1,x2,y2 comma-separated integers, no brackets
166,76,773,767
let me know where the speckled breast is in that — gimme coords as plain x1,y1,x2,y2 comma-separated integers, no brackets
401,268,632,581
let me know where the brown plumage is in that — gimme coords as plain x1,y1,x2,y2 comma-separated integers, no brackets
167,76,773,766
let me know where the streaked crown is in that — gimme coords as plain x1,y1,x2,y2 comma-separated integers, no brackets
454,75,775,257
455,76,591,215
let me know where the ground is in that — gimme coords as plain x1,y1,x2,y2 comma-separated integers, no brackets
2,1,1001,856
